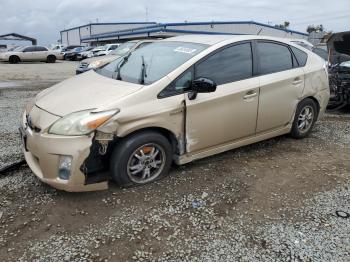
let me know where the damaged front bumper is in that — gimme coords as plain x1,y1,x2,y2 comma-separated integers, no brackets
21,108,108,192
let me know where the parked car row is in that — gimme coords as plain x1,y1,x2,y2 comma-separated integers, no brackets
60,44,121,61
0,43,123,63
76,40,153,74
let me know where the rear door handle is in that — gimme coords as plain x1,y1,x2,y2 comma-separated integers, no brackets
293,78,303,85
243,92,258,100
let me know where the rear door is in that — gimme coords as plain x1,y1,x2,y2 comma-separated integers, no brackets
185,42,260,153
34,46,49,60
255,41,305,133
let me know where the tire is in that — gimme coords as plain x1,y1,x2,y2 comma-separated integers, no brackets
9,56,20,64
46,55,56,63
110,131,173,187
290,98,318,139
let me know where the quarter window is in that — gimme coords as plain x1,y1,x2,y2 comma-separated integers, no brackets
195,43,253,85
291,46,308,66
158,68,193,98
257,42,293,74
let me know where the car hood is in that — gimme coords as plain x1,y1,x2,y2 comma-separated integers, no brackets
35,70,142,116
2,51,18,56
82,54,119,64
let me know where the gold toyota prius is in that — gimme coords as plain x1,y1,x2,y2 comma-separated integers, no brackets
20,35,330,192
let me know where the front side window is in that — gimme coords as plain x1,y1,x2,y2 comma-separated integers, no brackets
23,46,36,52
195,42,253,85
257,42,293,74
97,41,208,85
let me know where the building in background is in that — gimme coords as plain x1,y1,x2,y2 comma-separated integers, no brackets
60,22,157,46
61,21,308,46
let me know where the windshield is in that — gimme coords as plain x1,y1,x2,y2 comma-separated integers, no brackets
110,42,137,56
12,46,26,52
100,45,109,51
92,46,104,52
97,41,208,85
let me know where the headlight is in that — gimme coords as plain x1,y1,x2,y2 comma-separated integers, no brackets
48,109,119,136
88,60,106,69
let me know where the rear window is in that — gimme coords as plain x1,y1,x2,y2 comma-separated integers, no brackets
291,46,308,66
257,42,293,74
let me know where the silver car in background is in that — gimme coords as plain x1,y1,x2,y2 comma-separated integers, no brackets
76,40,154,74
0,45,59,63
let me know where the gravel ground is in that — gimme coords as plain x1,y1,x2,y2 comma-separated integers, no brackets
0,62,349,261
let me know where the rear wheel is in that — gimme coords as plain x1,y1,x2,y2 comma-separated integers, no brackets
290,98,318,139
46,55,56,63
110,131,172,187
9,56,20,64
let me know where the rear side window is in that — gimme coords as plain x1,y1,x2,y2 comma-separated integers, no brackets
291,46,308,66
35,46,48,52
195,42,253,85
257,42,293,74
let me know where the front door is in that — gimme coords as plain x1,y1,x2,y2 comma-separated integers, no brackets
21,46,36,61
185,42,259,153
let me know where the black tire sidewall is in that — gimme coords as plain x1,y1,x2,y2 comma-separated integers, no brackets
291,98,318,139
9,56,19,64
110,131,173,187
47,55,56,63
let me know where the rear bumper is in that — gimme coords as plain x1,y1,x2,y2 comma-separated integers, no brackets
316,88,330,119
21,110,108,192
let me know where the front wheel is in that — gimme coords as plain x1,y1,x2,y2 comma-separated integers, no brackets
110,131,173,187
290,98,318,139
9,56,20,64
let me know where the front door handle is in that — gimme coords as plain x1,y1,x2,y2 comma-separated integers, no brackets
243,92,258,100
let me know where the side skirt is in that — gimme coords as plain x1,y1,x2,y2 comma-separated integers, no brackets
175,125,291,165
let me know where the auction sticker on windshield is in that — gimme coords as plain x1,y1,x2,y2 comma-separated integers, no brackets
174,47,197,54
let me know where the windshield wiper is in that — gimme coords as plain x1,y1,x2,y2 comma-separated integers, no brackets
114,53,131,80
139,56,147,85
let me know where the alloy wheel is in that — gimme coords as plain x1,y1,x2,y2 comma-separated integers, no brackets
127,143,166,184
297,105,314,134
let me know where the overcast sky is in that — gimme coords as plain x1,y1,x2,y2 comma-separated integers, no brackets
1,0,349,45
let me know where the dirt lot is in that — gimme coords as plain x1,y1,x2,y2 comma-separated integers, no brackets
0,61,349,261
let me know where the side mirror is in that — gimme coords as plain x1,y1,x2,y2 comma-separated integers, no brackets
191,77,217,93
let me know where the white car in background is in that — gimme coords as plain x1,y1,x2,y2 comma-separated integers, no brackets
95,44,121,56
76,40,154,74
0,45,59,63
50,44,64,52
81,46,105,59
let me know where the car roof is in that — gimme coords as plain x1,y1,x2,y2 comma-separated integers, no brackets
162,34,304,46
